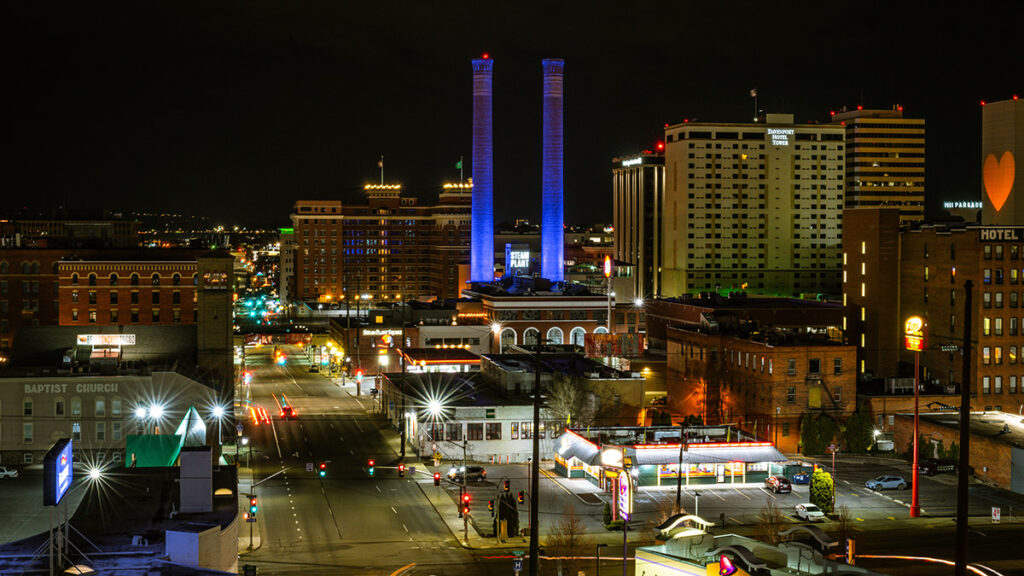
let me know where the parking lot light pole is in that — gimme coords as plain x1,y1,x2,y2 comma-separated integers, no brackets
596,543,608,576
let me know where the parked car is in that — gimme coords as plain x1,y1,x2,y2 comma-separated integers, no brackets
795,503,826,522
791,472,811,485
765,475,792,494
447,465,487,483
918,458,956,476
865,475,908,491
0,466,18,479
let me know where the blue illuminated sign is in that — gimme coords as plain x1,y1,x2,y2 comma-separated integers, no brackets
43,438,74,506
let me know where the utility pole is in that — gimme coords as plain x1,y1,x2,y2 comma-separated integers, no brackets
675,424,687,512
463,437,469,544
955,280,973,576
528,340,543,576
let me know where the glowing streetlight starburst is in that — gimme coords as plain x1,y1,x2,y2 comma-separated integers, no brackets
427,399,443,416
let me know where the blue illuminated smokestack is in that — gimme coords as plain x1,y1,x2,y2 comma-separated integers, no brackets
471,56,494,282
541,58,564,282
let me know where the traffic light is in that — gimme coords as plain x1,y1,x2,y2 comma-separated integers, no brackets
433,472,441,486
461,493,471,515
356,369,364,382
503,479,510,493
517,490,525,504
398,464,405,477
488,499,494,515
319,462,327,477
368,459,375,477
249,496,258,516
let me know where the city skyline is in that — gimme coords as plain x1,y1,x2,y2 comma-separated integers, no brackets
5,2,1021,227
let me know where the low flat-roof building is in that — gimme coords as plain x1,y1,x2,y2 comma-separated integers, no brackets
893,410,1024,494
554,426,785,490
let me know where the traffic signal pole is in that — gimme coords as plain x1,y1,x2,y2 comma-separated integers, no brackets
529,343,542,576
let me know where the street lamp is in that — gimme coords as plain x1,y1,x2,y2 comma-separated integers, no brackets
241,436,250,468
211,405,227,446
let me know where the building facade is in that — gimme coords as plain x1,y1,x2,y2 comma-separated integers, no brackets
0,371,219,466
646,293,850,453
0,250,64,350
845,210,1024,410
57,259,201,326
289,184,470,304
661,113,845,298
463,280,609,352
833,106,926,223
0,218,140,249
613,152,665,300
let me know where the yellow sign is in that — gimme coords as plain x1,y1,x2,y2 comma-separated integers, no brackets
904,316,926,351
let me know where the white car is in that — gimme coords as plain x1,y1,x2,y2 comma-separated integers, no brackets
795,503,825,522
0,466,18,479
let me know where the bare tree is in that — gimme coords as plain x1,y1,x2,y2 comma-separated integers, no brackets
546,506,591,576
757,497,785,544
545,375,609,428
835,504,854,544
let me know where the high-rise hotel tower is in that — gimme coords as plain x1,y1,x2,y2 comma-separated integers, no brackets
661,113,845,297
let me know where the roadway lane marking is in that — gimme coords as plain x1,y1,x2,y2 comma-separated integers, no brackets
712,491,727,501
268,414,283,459
403,524,409,533
759,488,776,498
735,489,751,500
391,506,398,514
376,485,381,494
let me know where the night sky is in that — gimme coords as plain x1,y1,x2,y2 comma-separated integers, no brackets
4,1,1021,228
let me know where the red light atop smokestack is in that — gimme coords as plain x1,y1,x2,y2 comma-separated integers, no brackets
656,141,665,151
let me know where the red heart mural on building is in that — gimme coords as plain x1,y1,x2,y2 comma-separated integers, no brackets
983,151,1015,211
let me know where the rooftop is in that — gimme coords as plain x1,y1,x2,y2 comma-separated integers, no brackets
483,353,641,380
914,411,1024,449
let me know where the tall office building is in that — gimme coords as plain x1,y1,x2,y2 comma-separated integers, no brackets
833,106,925,223
278,228,296,304
661,113,845,297
982,97,1024,226
289,183,470,304
612,152,665,299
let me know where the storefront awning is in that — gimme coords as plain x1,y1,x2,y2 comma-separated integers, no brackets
556,431,601,466
635,444,785,466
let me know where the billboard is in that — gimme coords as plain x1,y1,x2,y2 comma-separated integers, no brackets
584,332,645,358
43,438,74,506
981,98,1022,225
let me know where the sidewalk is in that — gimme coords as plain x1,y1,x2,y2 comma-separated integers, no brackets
237,467,262,554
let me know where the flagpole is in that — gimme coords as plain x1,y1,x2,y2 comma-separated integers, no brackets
460,155,464,183
752,89,758,122
379,155,384,185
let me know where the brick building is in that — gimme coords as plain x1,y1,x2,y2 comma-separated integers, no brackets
0,250,65,350
0,217,139,248
844,210,1024,410
0,248,218,352
647,294,854,453
893,411,1024,493
288,182,471,304
462,278,610,352
57,257,204,326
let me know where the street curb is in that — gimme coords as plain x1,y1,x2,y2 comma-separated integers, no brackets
540,468,606,506
412,478,479,550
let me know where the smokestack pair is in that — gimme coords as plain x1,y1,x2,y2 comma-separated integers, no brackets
470,56,564,282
